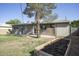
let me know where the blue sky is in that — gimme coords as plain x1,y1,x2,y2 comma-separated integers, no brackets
0,3,79,24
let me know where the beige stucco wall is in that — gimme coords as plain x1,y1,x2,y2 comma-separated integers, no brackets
41,28,55,36
55,23,70,37
40,23,70,37
0,26,12,35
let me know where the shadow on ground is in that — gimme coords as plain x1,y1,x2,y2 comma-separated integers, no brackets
30,50,36,56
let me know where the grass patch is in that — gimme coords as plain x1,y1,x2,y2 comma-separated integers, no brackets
0,35,22,42
0,35,51,56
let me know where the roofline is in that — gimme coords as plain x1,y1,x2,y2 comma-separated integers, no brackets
13,21,70,26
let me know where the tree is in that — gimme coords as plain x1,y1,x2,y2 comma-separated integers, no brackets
23,3,56,38
6,19,22,25
71,20,79,27
42,13,58,22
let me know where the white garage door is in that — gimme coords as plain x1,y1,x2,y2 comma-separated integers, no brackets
55,23,70,36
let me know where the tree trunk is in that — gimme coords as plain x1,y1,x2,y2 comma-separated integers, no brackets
35,11,40,38
36,20,40,38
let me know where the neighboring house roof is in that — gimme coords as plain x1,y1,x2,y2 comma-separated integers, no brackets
0,24,12,28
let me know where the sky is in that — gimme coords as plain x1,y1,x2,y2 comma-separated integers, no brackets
0,3,79,24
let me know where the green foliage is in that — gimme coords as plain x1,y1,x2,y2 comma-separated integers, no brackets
71,20,79,27
6,19,22,25
43,13,58,22
23,3,56,19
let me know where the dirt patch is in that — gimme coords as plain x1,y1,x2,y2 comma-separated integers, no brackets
0,35,51,55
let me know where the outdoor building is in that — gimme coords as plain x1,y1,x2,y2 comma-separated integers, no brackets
12,19,70,37
0,24,12,35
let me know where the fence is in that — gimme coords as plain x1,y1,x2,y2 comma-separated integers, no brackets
71,27,79,36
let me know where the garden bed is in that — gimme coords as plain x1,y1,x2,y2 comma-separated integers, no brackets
35,38,70,56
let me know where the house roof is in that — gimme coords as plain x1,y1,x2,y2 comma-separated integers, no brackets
41,19,70,24
13,19,70,26
0,24,12,27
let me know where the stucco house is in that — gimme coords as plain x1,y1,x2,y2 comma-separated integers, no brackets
12,19,70,37
0,24,12,35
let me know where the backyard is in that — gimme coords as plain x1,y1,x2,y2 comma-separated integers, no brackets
0,35,52,56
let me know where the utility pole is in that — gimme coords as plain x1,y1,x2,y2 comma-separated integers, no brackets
20,3,24,23
65,16,67,20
